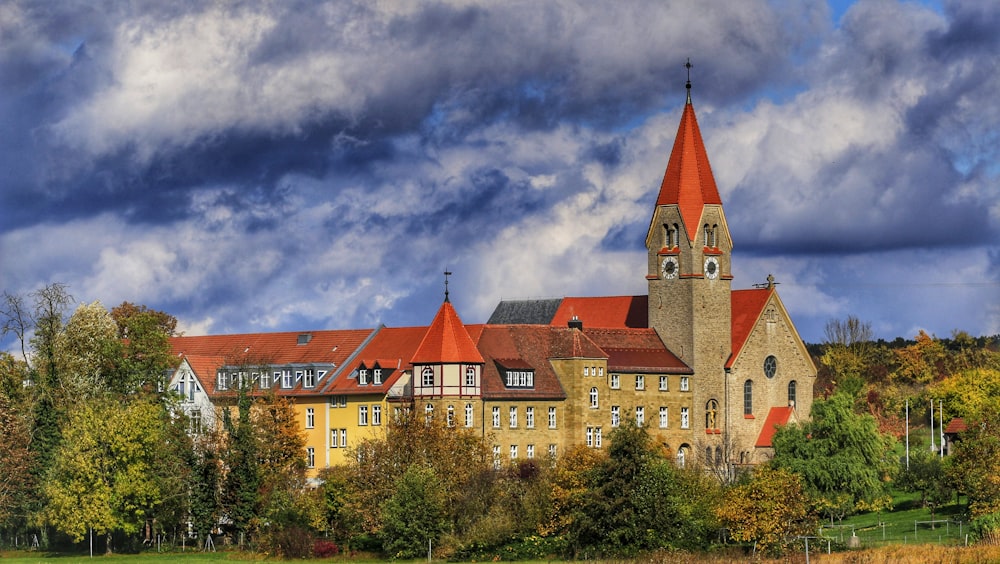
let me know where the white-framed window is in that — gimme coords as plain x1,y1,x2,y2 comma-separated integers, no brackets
510,445,518,460
307,447,315,468
548,406,557,428
595,427,602,448
681,407,690,429
282,370,293,389
189,409,203,435
372,405,382,426
589,387,599,409
217,372,228,391
526,406,535,428
509,406,517,428
586,427,594,447
338,395,347,408
465,366,476,387
598,367,604,377
447,405,455,427
422,366,434,387
636,374,645,390
610,373,620,389
611,405,620,428
358,369,368,385
659,406,668,428
273,371,282,388
331,429,338,448
493,445,501,470
680,376,690,391
425,403,434,422
584,366,590,377
636,406,645,427
306,408,315,429
548,444,557,458
492,406,501,428
358,405,368,426
256,372,269,389
304,369,315,388
340,429,347,448
373,368,382,385
465,403,474,427
527,444,535,459
659,375,668,391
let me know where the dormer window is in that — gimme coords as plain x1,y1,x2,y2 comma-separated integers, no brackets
359,368,368,385
281,370,292,389
217,372,228,391
373,368,382,385
304,369,315,388
504,370,534,388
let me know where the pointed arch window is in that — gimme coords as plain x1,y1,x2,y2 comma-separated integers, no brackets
421,366,434,387
788,380,797,408
743,380,753,416
665,223,680,248
589,387,599,409
704,224,718,248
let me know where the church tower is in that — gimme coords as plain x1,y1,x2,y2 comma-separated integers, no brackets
646,65,733,406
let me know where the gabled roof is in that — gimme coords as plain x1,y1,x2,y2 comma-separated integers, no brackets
551,296,648,328
583,327,691,374
755,406,796,448
411,300,484,365
327,326,428,395
655,100,722,241
728,288,773,369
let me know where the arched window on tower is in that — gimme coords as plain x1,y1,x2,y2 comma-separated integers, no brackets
665,223,679,248
788,380,797,408
711,224,718,247
589,387,599,409
743,380,753,416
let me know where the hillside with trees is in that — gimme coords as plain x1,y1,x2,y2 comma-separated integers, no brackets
2,287,999,559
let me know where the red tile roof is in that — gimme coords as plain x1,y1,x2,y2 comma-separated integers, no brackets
171,329,373,366
327,326,428,395
755,406,795,448
474,325,604,400
728,288,772,369
411,300,484,364
944,417,967,434
550,296,648,328
656,101,722,242
583,327,690,374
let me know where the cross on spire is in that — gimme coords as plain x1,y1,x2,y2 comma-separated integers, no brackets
684,58,693,104
444,270,452,302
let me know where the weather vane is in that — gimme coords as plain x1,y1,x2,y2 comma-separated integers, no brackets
685,58,693,103
444,270,452,302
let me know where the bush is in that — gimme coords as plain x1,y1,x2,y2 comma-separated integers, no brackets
313,539,340,558
451,534,568,561
970,512,1000,545
260,525,314,559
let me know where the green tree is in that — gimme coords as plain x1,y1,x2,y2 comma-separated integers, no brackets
41,398,187,552
110,302,179,394
53,301,120,400
948,409,1000,518
771,392,895,523
380,465,448,559
900,449,952,523
716,466,814,555
567,422,718,557
221,386,261,539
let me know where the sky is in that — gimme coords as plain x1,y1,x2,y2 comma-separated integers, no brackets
1,0,997,348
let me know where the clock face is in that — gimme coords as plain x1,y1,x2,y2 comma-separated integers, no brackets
661,257,678,279
704,256,719,279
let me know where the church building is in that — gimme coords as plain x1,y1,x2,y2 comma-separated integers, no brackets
167,79,816,476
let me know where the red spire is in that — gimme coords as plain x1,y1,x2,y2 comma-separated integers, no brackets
411,300,484,364
655,100,722,241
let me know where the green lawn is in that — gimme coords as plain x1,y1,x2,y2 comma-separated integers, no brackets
818,489,970,548
0,552,244,564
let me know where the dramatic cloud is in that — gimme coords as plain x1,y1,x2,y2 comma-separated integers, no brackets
1,0,997,347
